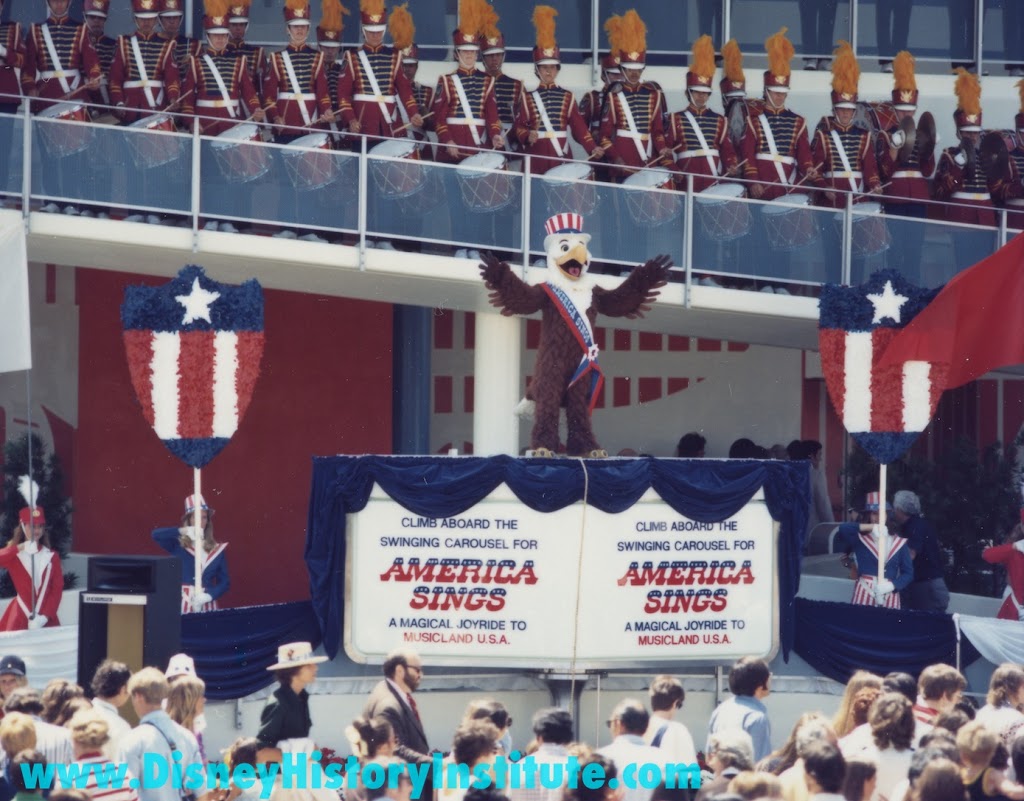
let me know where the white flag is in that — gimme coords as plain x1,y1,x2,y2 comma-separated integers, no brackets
0,220,32,373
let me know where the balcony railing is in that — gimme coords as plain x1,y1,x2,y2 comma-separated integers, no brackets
1,106,1019,293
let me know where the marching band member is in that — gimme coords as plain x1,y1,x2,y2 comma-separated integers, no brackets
719,39,747,111
876,51,934,281
741,27,818,200
263,0,333,142
390,4,433,149
22,0,101,108
990,80,1024,231
432,0,502,164
580,50,622,142
227,0,264,106
667,34,738,192
181,0,263,136
933,68,996,269
110,0,180,125
316,0,347,145
0,477,63,631
157,0,195,76
513,6,600,175
479,6,523,154
83,0,115,111
597,9,670,178
811,41,880,209
337,0,420,142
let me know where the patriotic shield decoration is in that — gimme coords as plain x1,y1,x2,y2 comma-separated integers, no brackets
818,270,946,465
121,266,264,468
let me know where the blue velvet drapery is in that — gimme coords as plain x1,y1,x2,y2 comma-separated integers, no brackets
305,455,811,661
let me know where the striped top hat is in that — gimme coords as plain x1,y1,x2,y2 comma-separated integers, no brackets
543,212,591,249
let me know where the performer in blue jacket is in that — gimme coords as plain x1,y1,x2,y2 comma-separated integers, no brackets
833,492,913,609
153,493,230,613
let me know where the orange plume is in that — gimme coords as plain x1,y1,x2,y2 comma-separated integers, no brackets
205,0,230,18
690,34,715,80
285,0,307,13
459,0,490,36
603,14,622,53
892,51,916,93
618,8,646,56
1017,78,1024,113
533,6,557,51
830,40,859,95
234,0,251,10
360,0,383,16
722,39,744,83
765,27,793,77
479,0,500,39
954,67,981,116
389,2,414,49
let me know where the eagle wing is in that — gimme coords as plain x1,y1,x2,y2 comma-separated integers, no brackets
592,255,672,319
479,251,547,316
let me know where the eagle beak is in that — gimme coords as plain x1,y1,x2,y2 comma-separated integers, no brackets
556,242,590,280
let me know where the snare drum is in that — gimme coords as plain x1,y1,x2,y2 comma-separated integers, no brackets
840,201,891,257
695,184,750,242
542,162,598,216
370,138,436,216
761,193,819,251
623,168,681,226
126,114,185,169
282,133,337,190
211,123,272,183
37,103,93,157
457,152,514,212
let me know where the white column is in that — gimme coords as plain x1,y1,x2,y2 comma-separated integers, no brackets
472,312,521,456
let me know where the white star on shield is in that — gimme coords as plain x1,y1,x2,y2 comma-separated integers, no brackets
175,277,221,325
866,280,908,325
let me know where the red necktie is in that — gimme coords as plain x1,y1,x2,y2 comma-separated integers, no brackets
407,693,421,723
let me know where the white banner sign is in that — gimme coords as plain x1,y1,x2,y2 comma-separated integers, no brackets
345,485,778,669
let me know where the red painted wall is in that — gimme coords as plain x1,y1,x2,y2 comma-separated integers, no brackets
73,269,393,607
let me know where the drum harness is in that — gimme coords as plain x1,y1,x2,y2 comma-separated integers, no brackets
280,50,314,127
757,113,794,185
451,73,483,147
828,129,862,192
683,110,719,175
201,54,238,118
127,35,163,110
40,24,78,94
531,90,567,157
615,90,650,161
356,49,395,128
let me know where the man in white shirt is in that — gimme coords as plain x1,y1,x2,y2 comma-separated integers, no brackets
645,675,698,767
117,667,205,801
2,688,72,766
89,659,132,759
598,700,668,801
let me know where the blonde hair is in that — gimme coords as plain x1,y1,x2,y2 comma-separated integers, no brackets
68,708,110,751
0,712,37,756
166,675,205,732
957,721,998,765
127,668,170,706
987,663,1024,708
832,671,883,737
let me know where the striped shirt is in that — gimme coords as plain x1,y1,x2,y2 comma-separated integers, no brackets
73,753,139,801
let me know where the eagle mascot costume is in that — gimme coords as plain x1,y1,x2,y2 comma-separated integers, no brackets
480,213,671,457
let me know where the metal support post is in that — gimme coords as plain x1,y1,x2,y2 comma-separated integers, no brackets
842,193,854,285
521,155,531,274
975,0,984,77
21,103,32,221
684,173,694,308
591,0,601,87
191,124,201,251
358,134,367,269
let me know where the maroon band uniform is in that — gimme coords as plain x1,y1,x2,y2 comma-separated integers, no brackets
182,46,259,135
812,118,880,207
263,43,332,139
433,66,501,163
0,18,26,106
23,12,101,108
110,27,181,122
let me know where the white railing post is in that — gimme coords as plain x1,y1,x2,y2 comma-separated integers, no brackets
999,208,1008,248
722,0,731,44
974,0,984,77
591,0,601,86
21,104,32,221
191,124,201,250
842,192,853,285
684,173,694,308
358,134,367,269
850,0,859,55
521,154,531,274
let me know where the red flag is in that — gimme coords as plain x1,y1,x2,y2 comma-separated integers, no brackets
878,235,1024,389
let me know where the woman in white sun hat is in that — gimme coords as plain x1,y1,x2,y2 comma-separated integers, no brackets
256,642,328,761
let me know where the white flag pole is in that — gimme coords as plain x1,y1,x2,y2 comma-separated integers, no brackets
192,467,204,610
877,463,888,601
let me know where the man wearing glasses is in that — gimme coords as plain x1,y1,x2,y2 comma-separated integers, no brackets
364,649,433,770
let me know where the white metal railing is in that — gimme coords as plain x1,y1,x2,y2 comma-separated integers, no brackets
1,105,1019,303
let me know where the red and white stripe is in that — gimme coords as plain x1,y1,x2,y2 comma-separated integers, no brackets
123,330,263,440
544,212,584,236
851,574,901,609
72,754,140,801
818,328,945,434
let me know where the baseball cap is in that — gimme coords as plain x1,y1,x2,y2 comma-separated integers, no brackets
0,655,26,676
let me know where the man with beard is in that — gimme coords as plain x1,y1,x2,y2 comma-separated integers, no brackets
362,649,431,769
